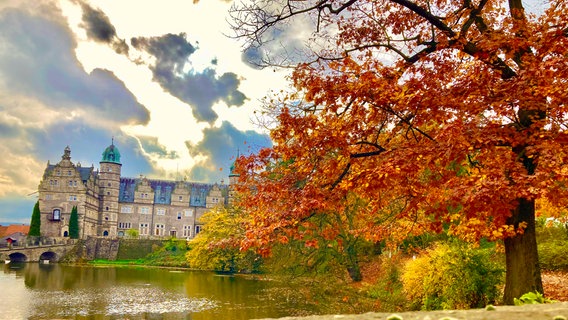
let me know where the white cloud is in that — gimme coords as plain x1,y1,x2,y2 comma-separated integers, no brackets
61,0,288,177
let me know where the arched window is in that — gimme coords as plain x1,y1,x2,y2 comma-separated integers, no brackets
103,230,109,237
63,231,69,237
52,209,61,221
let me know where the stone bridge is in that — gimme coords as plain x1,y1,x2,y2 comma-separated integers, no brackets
0,242,77,263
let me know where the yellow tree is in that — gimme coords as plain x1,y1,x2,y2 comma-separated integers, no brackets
186,206,261,273
231,0,568,303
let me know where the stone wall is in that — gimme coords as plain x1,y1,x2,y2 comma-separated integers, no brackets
76,237,120,260
117,239,164,260
60,237,163,261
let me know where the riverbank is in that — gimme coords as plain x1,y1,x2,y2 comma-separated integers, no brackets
258,302,568,320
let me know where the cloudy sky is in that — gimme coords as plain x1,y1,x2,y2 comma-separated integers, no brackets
0,0,291,224
0,0,548,225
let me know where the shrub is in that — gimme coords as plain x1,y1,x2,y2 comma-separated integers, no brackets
538,241,568,271
125,228,139,238
401,241,504,310
537,221,568,271
513,291,555,305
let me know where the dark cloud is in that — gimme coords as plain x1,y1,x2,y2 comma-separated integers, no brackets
241,21,315,68
80,3,115,42
131,33,196,76
132,33,247,124
241,45,265,69
138,136,179,160
0,8,149,125
80,2,129,54
185,121,272,182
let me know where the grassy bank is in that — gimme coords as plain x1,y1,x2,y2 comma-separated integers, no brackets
90,238,190,268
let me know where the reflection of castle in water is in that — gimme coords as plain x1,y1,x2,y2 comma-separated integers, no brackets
1,264,308,318
38,143,238,240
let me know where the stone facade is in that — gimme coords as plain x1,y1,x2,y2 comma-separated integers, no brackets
38,144,233,240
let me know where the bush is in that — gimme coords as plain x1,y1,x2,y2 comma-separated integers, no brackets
513,291,555,305
536,219,568,271
401,241,504,310
539,240,568,271
145,239,190,267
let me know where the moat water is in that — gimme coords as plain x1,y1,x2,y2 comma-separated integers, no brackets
0,263,315,320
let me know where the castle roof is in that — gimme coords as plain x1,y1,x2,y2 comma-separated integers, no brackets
118,178,227,207
45,165,94,182
101,142,121,164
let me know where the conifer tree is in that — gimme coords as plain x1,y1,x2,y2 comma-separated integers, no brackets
69,206,79,239
29,201,41,237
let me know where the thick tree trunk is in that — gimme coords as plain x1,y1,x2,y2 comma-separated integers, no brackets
503,197,543,304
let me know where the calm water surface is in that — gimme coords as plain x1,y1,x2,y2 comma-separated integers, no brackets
0,263,314,320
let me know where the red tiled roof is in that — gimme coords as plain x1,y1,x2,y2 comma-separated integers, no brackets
0,224,29,237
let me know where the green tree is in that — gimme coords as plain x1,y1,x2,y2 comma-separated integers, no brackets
29,201,41,237
69,206,79,239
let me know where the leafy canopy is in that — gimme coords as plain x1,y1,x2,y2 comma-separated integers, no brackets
232,0,568,249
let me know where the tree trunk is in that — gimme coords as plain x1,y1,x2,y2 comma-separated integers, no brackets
347,263,362,282
345,243,363,282
503,197,543,304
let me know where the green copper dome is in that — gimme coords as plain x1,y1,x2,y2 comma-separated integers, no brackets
101,143,121,164
229,161,238,177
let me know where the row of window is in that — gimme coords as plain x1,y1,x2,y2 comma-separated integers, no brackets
118,222,131,229
45,191,221,206
50,209,201,237
124,193,221,204
48,180,79,186
120,206,194,218
136,223,200,237
45,194,79,201
53,170,74,176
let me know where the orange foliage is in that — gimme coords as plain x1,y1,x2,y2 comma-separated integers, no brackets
231,0,568,256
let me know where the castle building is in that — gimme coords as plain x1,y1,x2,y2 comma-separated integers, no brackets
38,143,232,240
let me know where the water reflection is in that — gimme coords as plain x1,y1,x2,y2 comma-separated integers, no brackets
0,264,303,320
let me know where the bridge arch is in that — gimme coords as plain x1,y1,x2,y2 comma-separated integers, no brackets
8,252,27,262
39,251,57,263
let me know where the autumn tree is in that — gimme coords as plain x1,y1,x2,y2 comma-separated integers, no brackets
69,206,79,239
186,206,261,273
231,0,568,303
267,190,375,281
29,201,41,237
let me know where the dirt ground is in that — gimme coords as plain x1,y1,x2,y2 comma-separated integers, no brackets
543,270,568,302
